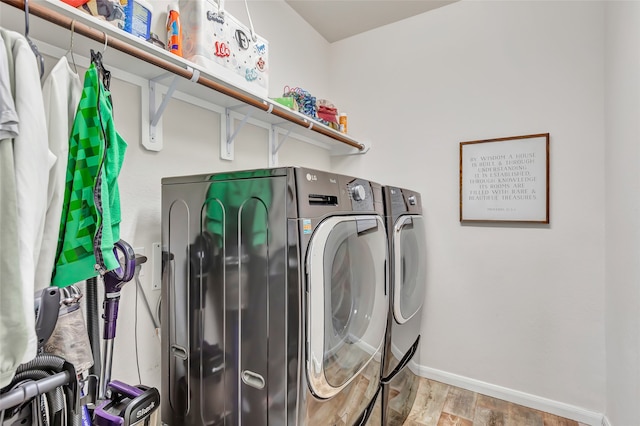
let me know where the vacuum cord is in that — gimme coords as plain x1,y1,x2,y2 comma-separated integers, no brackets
134,260,161,385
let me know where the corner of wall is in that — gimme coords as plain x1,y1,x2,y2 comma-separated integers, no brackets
411,361,605,426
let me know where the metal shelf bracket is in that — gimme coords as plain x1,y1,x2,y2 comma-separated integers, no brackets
221,105,256,161
269,123,293,167
145,67,200,152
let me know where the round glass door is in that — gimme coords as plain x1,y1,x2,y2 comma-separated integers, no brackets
306,215,388,399
393,215,426,324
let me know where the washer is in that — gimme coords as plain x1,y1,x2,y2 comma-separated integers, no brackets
161,167,388,425
380,186,426,425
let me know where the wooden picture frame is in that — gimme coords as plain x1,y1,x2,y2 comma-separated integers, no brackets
460,133,549,223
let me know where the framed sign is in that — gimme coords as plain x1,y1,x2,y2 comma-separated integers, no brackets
460,133,549,223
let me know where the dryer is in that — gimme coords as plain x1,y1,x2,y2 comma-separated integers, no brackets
161,167,388,425
380,186,426,425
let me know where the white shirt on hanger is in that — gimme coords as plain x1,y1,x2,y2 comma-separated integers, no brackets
37,56,82,291
1,29,53,364
0,34,18,139
0,30,27,389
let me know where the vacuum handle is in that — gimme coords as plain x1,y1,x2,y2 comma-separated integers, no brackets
108,380,144,398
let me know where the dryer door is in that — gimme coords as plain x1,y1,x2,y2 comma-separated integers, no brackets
306,215,388,399
392,215,426,324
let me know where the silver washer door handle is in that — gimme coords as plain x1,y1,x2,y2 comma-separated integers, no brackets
171,345,188,360
241,370,265,389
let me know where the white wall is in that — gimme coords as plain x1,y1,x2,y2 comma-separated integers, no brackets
604,2,640,425
330,0,606,415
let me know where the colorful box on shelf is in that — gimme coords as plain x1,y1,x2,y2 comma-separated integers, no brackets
180,0,269,98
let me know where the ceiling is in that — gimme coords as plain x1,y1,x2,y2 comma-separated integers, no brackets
284,0,457,43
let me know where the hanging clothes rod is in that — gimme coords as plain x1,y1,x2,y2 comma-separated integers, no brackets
0,0,365,151
0,371,72,411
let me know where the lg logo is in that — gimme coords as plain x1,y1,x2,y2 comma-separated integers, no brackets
306,173,317,182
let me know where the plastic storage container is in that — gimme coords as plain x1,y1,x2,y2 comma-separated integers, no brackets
180,0,269,98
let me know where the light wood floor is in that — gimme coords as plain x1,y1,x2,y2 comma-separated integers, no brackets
401,377,588,426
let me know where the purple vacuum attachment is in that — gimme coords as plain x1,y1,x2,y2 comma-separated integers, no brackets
94,380,160,426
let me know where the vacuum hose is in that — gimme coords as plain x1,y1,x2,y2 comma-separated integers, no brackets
12,355,82,426
86,276,101,379
13,369,65,424
15,354,66,373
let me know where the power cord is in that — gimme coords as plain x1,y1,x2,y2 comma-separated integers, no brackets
132,254,161,386
135,274,141,386
134,273,160,333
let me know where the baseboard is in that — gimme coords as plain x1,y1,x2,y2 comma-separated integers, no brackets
411,362,604,426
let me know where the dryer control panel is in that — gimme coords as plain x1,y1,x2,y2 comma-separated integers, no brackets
295,168,384,218
387,187,422,216
346,178,375,212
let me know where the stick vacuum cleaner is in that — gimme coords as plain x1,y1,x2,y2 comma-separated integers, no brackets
92,240,160,426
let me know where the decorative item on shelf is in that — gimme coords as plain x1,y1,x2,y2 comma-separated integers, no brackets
180,0,269,98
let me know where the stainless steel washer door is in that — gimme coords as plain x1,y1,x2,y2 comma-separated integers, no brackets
306,215,388,399
393,215,426,324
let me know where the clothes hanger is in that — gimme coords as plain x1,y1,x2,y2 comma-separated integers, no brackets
65,20,78,74
23,0,45,78
90,33,111,90
100,34,110,90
